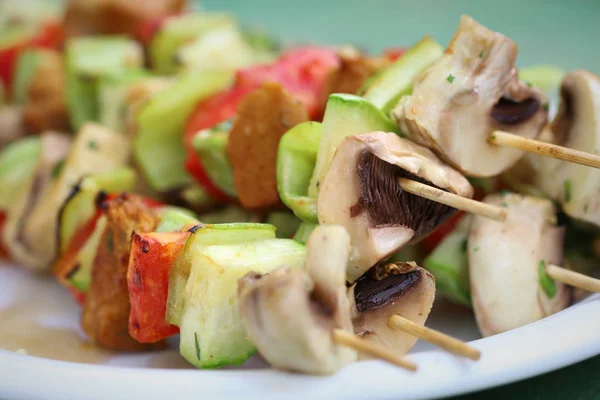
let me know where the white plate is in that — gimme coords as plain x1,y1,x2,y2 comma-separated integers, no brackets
1,262,599,400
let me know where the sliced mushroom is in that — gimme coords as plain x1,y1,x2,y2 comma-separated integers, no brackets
468,193,571,337
238,225,357,375
348,262,435,357
3,132,71,268
317,131,473,282
392,15,548,177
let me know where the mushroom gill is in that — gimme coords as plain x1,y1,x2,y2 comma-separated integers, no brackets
349,262,436,357
318,131,473,283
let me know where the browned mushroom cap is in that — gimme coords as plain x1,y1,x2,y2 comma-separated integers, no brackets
392,15,548,178
3,132,71,268
469,193,571,337
348,262,435,357
317,131,473,283
238,225,356,375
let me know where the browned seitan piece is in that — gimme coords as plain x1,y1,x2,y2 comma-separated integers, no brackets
82,194,162,351
227,82,308,210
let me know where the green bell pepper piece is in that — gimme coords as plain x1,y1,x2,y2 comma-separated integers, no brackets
276,121,321,223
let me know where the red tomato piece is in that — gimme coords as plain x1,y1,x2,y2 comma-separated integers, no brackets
127,231,187,343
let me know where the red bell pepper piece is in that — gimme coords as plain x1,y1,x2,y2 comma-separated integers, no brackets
236,46,339,118
0,20,64,93
184,47,340,196
127,231,187,343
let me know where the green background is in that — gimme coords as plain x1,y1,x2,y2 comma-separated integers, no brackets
200,0,600,398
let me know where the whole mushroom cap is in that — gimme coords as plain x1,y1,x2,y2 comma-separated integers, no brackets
393,15,548,178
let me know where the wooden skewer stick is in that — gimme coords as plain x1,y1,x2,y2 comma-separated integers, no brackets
546,264,600,293
489,131,600,169
388,315,481,361
397,178,507,222
332,329,418,372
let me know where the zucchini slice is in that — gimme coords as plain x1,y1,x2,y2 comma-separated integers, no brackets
179,238,305,368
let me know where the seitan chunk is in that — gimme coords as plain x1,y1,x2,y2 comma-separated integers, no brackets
227,82,308,210
82,194,162,351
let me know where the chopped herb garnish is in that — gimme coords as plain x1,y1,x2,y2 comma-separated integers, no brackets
194,332,201,361
478,51,485,58
564,179,572,202
538,260,557,298
51,160,65,179
584,204,589,213
542,102,549,112
473,246,480,253
490,134,497,141
526,81,532,88
500,189,510,195
460,239,468,253
88,140,98,151
446,74,455,83
502,201,509,208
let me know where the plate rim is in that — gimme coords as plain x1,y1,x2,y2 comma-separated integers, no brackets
1,294,598,400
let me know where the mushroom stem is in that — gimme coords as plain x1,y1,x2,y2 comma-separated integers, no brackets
489,131,600,169
397,178,507,222
332,329,418,372
388,315,481,361
546,264,600,293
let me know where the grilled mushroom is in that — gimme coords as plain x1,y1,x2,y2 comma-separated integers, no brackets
238,225,357,375
317,131,473,282
469,193,571,337
348,262,435,357
3,132,71,268
393,15,548,177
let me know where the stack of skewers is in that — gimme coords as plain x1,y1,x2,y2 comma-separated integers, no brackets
1,0,600,375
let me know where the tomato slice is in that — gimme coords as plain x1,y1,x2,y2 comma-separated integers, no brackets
184,47,339,196
0,20,64,93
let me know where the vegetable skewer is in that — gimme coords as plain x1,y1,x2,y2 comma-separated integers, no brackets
489,131,600,169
